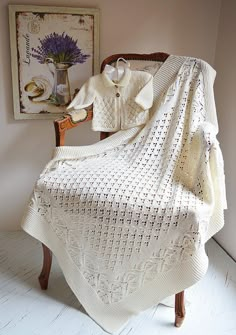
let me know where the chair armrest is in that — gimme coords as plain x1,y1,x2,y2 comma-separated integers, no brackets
54,109,93,146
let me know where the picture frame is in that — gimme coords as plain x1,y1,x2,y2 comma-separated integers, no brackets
8,5,100,120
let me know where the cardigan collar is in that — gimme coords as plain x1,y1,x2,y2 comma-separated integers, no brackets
102,66,131,87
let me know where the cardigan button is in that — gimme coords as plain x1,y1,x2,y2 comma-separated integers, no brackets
116,93,120,97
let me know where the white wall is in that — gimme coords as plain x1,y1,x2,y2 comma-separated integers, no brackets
214,0,236,260
0,0,222,230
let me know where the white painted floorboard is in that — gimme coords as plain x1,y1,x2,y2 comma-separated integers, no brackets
0,232,236,335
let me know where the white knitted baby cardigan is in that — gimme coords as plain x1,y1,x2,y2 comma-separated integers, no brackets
22,55,226,333
67,67,153,131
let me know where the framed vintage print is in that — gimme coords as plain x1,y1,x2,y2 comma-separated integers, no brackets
8,5,99,120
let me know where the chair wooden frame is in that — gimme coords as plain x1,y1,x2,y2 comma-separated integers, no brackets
39,52,185,327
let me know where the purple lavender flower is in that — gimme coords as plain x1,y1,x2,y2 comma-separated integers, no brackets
31,32,90,64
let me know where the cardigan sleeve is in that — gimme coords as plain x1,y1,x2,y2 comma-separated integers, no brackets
134,73,154,110
67,77,95,110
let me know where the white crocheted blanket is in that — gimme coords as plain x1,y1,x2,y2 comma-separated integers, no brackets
22,55,227,333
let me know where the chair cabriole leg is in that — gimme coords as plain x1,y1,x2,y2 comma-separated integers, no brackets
38,243,52,290
175,291,185,327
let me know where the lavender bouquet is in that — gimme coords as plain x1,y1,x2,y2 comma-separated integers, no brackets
30,32,90,106
31,32,89,65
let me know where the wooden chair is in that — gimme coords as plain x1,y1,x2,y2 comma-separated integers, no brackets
38,52,185,328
